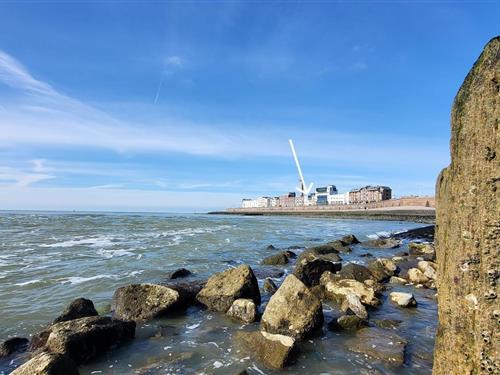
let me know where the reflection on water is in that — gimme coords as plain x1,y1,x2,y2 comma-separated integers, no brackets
0,212,435,374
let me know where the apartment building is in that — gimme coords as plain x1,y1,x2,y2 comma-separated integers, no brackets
349,186,392,204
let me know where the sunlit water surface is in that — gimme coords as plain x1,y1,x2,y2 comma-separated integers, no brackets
0,212,436,374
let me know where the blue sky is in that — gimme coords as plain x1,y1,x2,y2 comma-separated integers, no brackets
0,1,498,211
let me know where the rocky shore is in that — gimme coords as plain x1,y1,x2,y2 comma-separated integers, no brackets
1,226,438,374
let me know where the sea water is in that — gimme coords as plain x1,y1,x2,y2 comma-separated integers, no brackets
0,212,436,374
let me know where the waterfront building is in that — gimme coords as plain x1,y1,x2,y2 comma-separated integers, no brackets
241,196,271,208
279,192,296,208
315,185,338,205
349,186,392,204
328,192,350,205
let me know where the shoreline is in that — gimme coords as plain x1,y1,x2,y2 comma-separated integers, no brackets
209,207,436,224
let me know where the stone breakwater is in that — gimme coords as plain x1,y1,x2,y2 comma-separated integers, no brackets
433,36,499,374
1,226,438,374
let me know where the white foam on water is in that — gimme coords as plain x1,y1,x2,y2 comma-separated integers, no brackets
96,248,134,258
366,231,392,239
186,323,200,330
39,236,115,248
59,275,118,285
15,279,43,286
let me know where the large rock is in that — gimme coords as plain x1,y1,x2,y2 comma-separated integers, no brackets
261,252,289,266
406,268,429,284
408,242,436,261
338,263,374,282
53,298,98,324
340,293,368,319
196,265,260,312
234,331,296,369
345,328,407,366
161,279,206,307
434,37,499,375
340,234,360,245
226,298,257,323
390,292,417,307
166,268,192,280
30,316,135,364
10,352,79,375
328,315,367,331
260,275,323,340
263,278,278,294
0,337,29,358
293,251,341,287
112,284,180,321
417,261,438,280
368,258,397,282
320,271,380,306
362,238,401,249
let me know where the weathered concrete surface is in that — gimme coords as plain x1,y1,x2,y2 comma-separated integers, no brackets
433,36,499,375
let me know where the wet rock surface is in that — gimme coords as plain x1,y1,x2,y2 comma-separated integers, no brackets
345,327,408,366
226,298,257,323
166,268,192,280
234,330,296,369
362,238,401,249
0,337,29,358
328,315,367,331
293,251,341,287
112,284,180,321
338,263,374,282
261,274,323,340
31,316,135,364
196,265,261,312
53,298,98,324
10,352,79,375
390,292,417,307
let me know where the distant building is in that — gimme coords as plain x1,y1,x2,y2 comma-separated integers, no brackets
349,186,392,204
241,196,271,208
269,197,279,207
315,185,338,205
279,192,296,208
328,192,350,205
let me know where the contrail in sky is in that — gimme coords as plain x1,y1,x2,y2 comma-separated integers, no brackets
153,76,165,104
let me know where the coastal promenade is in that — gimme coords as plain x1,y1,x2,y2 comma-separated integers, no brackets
211,197,436,223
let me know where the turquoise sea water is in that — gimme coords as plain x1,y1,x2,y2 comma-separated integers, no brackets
0,212,436,374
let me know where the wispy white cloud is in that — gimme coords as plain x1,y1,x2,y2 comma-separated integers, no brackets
0,165,55,187
164,55,185,68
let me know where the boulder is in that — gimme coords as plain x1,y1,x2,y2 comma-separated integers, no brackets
328,315,367,331
0,337,29,358
417,261,437,280
362,238,401,249
253,267,285,279
266,245,278,251
320,272,379,306
226,298,257,324
338,263,374,282
372,319,403,330
263,278,278,294
112,284,180,321
325,240,352,253
234,331,296,369
293,251,341,287
340,293,368,319
196,265,260,312
31,316,135,364
389,276,408,285
161,279,206,307
340,234,360,245
166,268,192,280
408,242,435,261
53,298,98,324
389,292,417,307
261,252,289,266
368,258,397,282
10,352,79,375
406,268,429,284
261,275,323,340
345,328,407,366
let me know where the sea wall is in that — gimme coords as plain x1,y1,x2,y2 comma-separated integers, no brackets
433,37,499,374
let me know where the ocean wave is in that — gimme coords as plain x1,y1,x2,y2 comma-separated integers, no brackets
366,230,392,239
39,236,115,248
96,248,135,258
15,279,44,286
59,275,118,285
